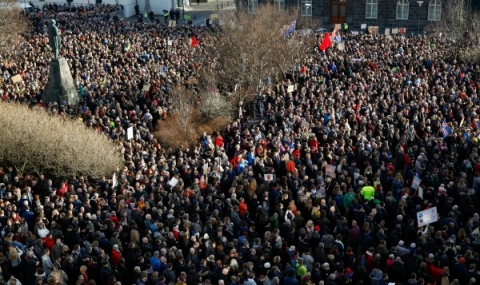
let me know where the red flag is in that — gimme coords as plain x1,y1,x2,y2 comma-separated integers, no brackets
319,33,332,52
191,35,199,48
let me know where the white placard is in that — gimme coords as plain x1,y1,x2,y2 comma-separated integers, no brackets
361,24,367,29
385,28,391,36
417,207,438,227
168,40,173,46
392,28,399,34
335,35,342,43
418,187,424,199
112,172,118,188
127,126,134,140
287,85,294,93
337,42,345,51
168,177,179,187
351,31,359,35
264,174,274,181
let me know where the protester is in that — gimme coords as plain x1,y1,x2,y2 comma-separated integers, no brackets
0,3,480,285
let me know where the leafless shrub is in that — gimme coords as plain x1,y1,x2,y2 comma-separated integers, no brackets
0,0,30,52
0,102,123,179
198,90,236,120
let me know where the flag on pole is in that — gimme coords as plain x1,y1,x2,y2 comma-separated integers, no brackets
319,33,332,52
191,35,199,48
284,19,296,37
441,119,452,138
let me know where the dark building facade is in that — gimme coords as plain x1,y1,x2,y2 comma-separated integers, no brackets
240,0,452,34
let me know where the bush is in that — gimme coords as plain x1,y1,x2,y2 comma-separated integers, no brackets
198,92,236,121
155,108,230,149
0,102,123,179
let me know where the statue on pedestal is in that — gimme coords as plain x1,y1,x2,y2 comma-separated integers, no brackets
43,19,80,106
48,19,61,59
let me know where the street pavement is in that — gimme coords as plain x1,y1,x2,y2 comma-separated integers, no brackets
184,0,235,26
124,0,235,26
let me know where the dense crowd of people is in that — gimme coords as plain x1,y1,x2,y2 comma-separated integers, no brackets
0,3,480,285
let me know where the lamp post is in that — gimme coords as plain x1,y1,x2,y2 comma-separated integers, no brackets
417,1,423,35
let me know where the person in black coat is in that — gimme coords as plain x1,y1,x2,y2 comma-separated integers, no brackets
388,257,407,284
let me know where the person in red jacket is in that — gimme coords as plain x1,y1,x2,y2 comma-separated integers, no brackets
44,234,55,250
215,135,224,148
111,244,121,266
239,197,248,217
56,182,68,197
426,259,443,284
385,254,395,271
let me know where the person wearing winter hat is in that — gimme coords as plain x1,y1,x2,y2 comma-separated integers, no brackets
385,254,395,271
409,243,417,255
396,240,410,256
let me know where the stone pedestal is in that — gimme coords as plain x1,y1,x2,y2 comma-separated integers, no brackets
43,58,80,106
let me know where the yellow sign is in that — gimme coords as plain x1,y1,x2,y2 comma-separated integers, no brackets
210,14,218,20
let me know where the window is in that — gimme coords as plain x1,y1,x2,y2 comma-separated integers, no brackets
301,0,312,16
396,0,409,20
248,0,258,14
428,0,441,21
274,0,285,11
366,0,378,19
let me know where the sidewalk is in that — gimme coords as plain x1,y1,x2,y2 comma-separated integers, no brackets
123,0,235,26
184,0,235,26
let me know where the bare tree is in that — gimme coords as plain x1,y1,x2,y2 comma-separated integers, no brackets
203,4,313,101
0,0,30,52
427,0,480,41
169,84,197,134
425,0,480,62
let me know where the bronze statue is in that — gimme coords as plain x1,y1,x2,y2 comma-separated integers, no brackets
48,19,61,59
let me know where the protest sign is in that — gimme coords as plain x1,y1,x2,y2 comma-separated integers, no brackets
127,126,134,140
11,75,22,83
325,164,336,177
385,28,391,36
168,177,179,187
417,207,438,227
337,42,345,51
264,174,274,181
368,26,379,34
411,175,421,190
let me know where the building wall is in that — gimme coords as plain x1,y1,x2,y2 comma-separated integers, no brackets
347,0,433,33
241,0,441,34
